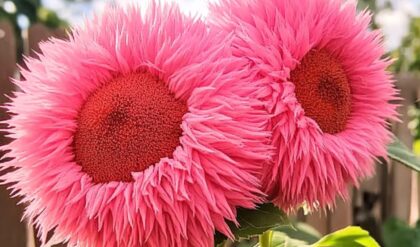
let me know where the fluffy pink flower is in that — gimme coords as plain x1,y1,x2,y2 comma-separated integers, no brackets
1,3,271,246
210,0,399,210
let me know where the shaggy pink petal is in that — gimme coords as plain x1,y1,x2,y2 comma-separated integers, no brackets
1,2,271,246
209,0,399,211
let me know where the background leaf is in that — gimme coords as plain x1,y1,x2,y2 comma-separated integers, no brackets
232,204,290,240
257,230,308,247
312,226,380,247
214,231,228,246
214,204,289,246
388,138,420,172
272,223,321,244
382,218,420,247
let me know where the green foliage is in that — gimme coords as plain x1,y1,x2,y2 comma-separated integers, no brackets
408,106,420,155
382,218,420,247
357,0,378,12
271,223,321,245
255,226,378,247
257,230,308,247
221,222,320,246
312,227,380,247
409,106,420,148
37,7,67,28
235,204,289,241
391,17,420,73
231,204,289,239
214,204,289,245
388,138,420,172
409,107,420,139
216,207,377,247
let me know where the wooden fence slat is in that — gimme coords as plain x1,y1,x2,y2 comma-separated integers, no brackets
417,88,420,225
390,75,419,223
0,21,17,122
306,211,329,236
305,193,352,236
0,20,27,247
355,164,383,228
329,191,353,232
27,23,66,58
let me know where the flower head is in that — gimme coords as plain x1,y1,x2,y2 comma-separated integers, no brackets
210,0,399,210
1,2,271,246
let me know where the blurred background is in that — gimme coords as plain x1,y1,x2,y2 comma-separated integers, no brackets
0,0,420,246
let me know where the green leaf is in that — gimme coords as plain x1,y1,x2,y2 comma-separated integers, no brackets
382,218,420,247
214,204,289,246
37,7,66,28
312,226,380,247
272,223,321,244
214,232,227,247
258,230,309,247
232,203,290,240
414,140,420,156
388,138,420,172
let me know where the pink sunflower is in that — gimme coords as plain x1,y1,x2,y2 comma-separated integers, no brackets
0,2,272,246
209,0,399,211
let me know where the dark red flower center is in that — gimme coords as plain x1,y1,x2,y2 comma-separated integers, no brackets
290,49,351,134
73,72,187,183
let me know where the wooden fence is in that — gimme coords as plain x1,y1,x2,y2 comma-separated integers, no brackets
0,19,419,246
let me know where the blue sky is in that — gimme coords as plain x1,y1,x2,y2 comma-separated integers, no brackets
39,0,420,51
